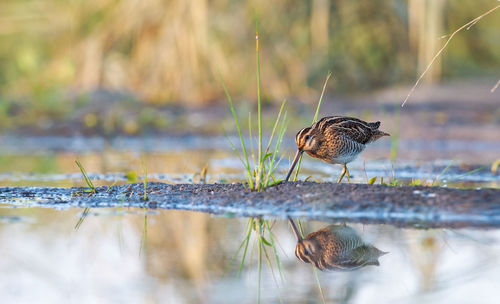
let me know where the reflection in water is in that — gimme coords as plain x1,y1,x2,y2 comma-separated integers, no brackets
1,208,500,303
289,218,387,271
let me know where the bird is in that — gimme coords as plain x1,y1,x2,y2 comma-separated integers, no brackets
285,116,390,183
288,218,387,271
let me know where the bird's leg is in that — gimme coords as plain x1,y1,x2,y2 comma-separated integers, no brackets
337,164,347,183
337,164,350,183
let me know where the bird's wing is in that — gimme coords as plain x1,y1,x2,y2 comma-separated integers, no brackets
326,118,376,145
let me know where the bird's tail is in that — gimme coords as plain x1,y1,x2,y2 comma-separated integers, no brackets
370,130,390,142
369,121,381,129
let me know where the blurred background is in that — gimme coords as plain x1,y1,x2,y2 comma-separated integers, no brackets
1,1,500,303
0,0,499,135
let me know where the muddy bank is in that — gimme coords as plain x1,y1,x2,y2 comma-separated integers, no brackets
1,182,499,229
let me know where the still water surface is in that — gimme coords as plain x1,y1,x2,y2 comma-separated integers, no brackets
0,136,499,303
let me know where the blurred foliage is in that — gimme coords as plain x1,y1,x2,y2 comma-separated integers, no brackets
0,0,499,108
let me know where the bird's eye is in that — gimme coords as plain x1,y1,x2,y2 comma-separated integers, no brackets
305,135,310,140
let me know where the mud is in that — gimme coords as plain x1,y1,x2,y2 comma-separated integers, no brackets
1,182,499,229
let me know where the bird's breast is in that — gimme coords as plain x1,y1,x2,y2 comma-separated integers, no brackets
334,151,365,164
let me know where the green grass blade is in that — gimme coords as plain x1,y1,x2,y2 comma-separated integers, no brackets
224,132,245,167
265,220,284,282
219,71,253,189
139,213,148,256
260,237,284,304
264,111,288,187
296,218,326,303
238,218,254,278
230,220,253,268
293,71,332,181
75,160,96,193
312,71,332,123
105,180,117,192
142,158,148,201
449,166,487,182
312,266,326,304
256,29,264,191
74,160,96,230
257,229,262,304
249,111,256,168
265,99,287,155
267,155,286,186
224,132,254,187
74,207,90,230
432,159,454,186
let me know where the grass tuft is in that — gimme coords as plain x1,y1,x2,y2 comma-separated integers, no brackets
220,31,288,192
221,27,288,303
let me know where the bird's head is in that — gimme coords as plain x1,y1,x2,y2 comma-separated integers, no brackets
295,239,319,264
296,127,320,152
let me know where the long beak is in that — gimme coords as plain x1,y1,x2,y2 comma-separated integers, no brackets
288,217,303,242
285,150,302,182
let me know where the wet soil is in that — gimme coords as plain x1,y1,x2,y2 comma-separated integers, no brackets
1,182,499,229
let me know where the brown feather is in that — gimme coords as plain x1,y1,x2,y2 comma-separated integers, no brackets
286,115,389,182
294,224,387,271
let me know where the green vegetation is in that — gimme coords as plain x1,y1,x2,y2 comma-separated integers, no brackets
291,72,332,181
368,161,489,188
73,160,96,230
492,159,500,174
74,160,96,194
140,159,148,256
222,27,288,302
141,159,148,201
223,28,333,303
0,1,498,118
221,31,288,192
139,211,148,257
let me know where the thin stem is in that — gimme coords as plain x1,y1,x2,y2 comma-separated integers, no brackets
142,158,148,201
265,220,284,282
238,218,254,278
402,4,500,107
313,71,332,123
219,72,254,189
293,71,332,181
257,228,262,304
74,207,90,230
139,213,148,256
313,267,326,304
256,29,263,190
249,112,256,169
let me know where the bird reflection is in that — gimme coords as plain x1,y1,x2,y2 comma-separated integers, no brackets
288,218,387,271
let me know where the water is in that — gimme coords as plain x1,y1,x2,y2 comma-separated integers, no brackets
0,135,499,303
2,208,500,303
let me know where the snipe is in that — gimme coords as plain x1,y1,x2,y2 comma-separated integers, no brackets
288,218,387,271
285,116,390,183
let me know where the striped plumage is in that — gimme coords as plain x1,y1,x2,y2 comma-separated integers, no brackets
285,116,390,182
288,218,386,271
